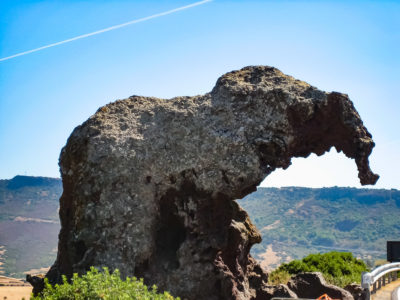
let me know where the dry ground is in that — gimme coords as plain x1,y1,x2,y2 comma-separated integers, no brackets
258,245,281,271
0,276,32,300
0,286,32,300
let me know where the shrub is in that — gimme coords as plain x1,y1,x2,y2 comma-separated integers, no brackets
269,251,369,287
32,267,180,300
268,269,291,285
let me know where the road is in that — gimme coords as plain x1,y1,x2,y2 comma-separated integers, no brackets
393,286,400,300
371,279,400,300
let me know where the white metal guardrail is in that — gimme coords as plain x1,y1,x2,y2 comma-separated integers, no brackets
361,262,400,299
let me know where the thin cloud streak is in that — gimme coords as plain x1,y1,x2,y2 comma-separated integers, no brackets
0,0,212,62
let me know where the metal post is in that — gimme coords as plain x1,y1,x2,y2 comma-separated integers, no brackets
365,288,371,300
373,282,377,293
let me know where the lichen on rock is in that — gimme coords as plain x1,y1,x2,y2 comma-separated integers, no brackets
43,66,378,299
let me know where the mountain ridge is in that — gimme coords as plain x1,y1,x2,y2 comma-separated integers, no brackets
240,186,400,270
0,175,398,278
0,176,62,278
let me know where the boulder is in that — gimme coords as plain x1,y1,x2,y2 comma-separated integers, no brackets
256,284,298,299
344,283,368,300
26,274,45,295
288,272,353,300
41,66,377,299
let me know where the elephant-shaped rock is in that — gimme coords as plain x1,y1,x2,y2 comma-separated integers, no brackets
44,66,378,299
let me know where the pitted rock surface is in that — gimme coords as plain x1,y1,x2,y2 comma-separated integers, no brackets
344,283,368,300
45,66,378,299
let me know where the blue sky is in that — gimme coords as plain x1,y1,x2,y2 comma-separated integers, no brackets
0,0,399,189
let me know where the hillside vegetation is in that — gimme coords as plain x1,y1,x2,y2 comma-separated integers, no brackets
240,187,400,269
0,176,62,278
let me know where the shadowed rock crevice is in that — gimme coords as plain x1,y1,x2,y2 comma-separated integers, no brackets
39,66,378,299
155,193,186,271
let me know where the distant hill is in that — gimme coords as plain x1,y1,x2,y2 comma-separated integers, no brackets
5,175,61,190
0,176,62,278
240,187,400,270
1,176,399,277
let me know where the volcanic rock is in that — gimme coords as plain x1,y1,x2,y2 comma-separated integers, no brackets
43,66,378,299
256,284,298,299
26,274,45,295
288,272,353,300
344,283,368,300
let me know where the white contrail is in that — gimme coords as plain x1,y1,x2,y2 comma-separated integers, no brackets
0,0,212,62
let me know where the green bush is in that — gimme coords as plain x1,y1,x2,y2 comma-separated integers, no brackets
268,269,291,286
32,267,180,300
269,251,369,287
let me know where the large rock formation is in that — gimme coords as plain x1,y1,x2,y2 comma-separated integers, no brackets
45,66,378,299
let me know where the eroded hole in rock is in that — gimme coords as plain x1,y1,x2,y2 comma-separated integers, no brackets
155,192,186,270
146,176,152,184
261,149,361,188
